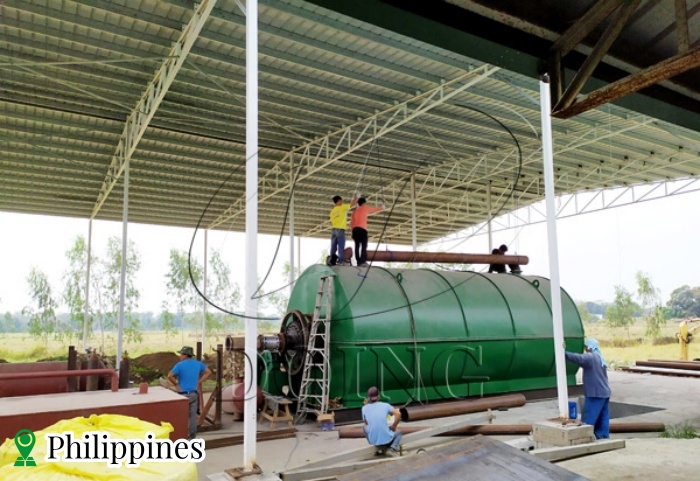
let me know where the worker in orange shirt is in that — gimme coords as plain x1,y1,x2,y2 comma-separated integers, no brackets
350,197,384,266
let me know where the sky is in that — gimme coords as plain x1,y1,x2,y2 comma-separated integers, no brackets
1,188,699,314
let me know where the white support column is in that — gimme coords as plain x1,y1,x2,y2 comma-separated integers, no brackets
487,182,493,251
540,75,569,419
289,158,295,297
411,173,417,250
202,229,208,350
82,219,93,351
244,0,259,470
117,158,129,375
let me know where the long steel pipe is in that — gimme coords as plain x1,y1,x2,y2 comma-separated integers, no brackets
338,421,665,438
0,369,119,392
649,358,700,366
367,250,529,265
637,360,700,371
399,394,527,422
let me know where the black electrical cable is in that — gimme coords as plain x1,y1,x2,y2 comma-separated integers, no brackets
186,150,278,321
330,105,524,323
188,104,522,328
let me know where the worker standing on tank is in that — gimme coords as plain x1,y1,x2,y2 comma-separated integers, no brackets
564,338,611,439
328,195,358,266
350,197,384,266
168,346,212,440
488,247,506,273
362,386,402,457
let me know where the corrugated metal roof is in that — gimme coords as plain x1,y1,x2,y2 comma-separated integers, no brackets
1,0,699,245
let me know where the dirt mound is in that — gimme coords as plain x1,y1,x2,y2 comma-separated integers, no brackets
133,352,179,375
131,351,219,384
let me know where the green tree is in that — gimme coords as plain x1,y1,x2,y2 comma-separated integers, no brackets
666,285,700,318
92,236,143,350
207,249,241,338
576,301,595,323
585,301,608,316
258,261,299,319
108,236,142,344
63,235,91,342
2,312,15,333
159,304,178,341
635,271,666,340
605,285,636,338
22,267,57,347
165,249,203,343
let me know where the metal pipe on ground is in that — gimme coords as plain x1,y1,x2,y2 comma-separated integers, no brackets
338,421,665,438
0,369,119,392
67,346,77,392
367,250,529,265
399,394,527,422
87,352,99,391
623,365,700,377
637,360,700,371
119,356,130,389
648,359,700,365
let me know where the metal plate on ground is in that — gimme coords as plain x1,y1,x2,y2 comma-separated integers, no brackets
609,401,664,419
336,435,588,481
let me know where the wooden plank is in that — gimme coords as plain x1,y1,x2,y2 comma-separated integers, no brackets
291,412,492,470
336,436,588,481
531,439,626,462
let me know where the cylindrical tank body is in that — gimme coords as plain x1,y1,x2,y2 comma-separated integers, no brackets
284,265,584,408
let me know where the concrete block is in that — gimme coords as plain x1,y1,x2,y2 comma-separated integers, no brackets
532,419,594,448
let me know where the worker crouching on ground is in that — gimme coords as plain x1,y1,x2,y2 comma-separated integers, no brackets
362,386,402,457
564,338,612,439
168,346,212,440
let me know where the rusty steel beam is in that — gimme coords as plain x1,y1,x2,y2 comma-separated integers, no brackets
675,0,690,53
338,421,665,438
399,394,526,422
554,46,700,119
0,369,119,392
553,0,641,112
367,250,528,266
551,0,626,56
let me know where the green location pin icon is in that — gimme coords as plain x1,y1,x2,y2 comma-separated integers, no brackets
14,429,37,467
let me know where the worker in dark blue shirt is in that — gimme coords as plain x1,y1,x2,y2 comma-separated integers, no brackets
565,338,612,439
168,346,212,440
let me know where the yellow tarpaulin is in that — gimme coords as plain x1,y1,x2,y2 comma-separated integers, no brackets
0,414,197,481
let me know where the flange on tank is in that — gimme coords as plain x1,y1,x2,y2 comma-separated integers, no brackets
257,264,585,409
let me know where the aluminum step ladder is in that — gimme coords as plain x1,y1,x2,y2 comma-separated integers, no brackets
295,275,333,424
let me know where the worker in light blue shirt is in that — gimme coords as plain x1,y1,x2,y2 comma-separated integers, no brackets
361,386,402,456
168,346,211,440
565,338,612,439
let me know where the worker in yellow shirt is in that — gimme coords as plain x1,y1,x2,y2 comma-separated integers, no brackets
329,195,358,265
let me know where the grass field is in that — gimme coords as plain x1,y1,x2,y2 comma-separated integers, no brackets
0,330,244,363
0,319,695,365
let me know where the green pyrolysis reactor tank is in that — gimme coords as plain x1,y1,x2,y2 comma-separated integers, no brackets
257,264,584,409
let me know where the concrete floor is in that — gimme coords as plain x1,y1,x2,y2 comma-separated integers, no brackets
197,370,700,481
